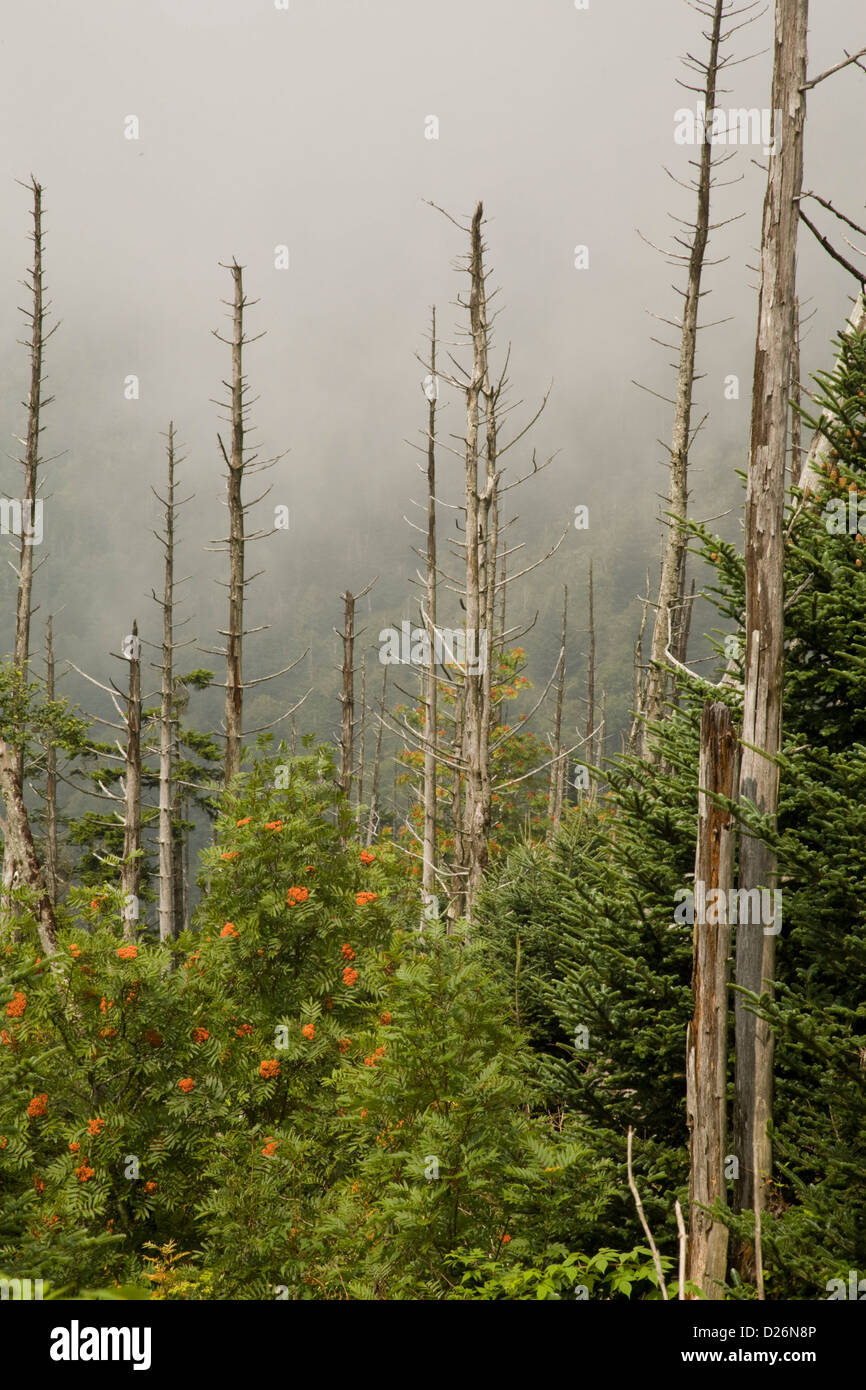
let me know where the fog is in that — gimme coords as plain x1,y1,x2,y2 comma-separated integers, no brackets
1,0,863,754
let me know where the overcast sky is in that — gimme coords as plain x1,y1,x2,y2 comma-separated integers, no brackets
1,0,864,741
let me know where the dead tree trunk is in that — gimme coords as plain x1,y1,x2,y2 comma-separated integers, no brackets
550,586,568,831
366,663,388,847
461,203,497,914
15,177,51,675
448,685,466,922
686,701,738,1298
44,616,58,904
121,621,142,941
336,577,375,803
0,737,58,956
338,590,356,799
585,560,596,767
790,297,803,487
222,263,246,786
426,198,558,918
357,654,367,823
422,306,439,915
152,423,188,942
210,261,304,787
4,177,56,914
733,0,807,1232
642,0,727,758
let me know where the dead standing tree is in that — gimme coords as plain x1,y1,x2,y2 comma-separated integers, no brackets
732,0,807,1235
421,309,439,914
66,628,149,939
734,5,866,1240
585,560,596,769
335,577,376,802
640,0,758,757
414,201,564,920
120,623,142,939
149,424,195,942
549,585,568,831
3,177,59,915
206,260,308,788
686,700,738,1298
43,615,58,903
366,662,388,847
14,177,56,677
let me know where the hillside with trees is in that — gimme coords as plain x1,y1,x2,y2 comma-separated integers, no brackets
0,0,864,1333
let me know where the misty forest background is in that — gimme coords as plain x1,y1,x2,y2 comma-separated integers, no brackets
0,0,865,1301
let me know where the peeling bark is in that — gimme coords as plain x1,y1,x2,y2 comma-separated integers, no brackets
687,701,738,1298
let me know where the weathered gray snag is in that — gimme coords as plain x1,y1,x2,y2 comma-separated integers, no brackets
422,307,439,913
222,263,246,787
151,423,191,942
550,586,568,830
357,654,367,823
43,615,57,904
366,663,388,847
734,0,807,1229
790,297,803,487
121,621,142,942
15,177,52,675
585,560,596,768
642,0,729,757
686,700,738,1299
0,735,58,956
336,577,375,804
338,590,356,800
4,178,57,917
461,202,497,913
208,261,305,786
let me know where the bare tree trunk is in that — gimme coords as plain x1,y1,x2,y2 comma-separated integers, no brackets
44,615,58,904
448,685,466,923
675,578,696,667
461,203,497,915
121,621,142,941
366,663,388,847
156,424,177,941
222,262,246,787
210,260,300,785
790,296,803,487
0,737,58,956
643,0,725,758
550,586,568,830
628,572,651,757
585,560,596,767
687,701,738,1298
5,178,53,915
15,177,47,676
338,590,356,800
171,789,185,936
734,0,808,1234
422,307,439,914
357,654,367,823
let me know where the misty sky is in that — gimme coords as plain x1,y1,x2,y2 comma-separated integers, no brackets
1,0,864,749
